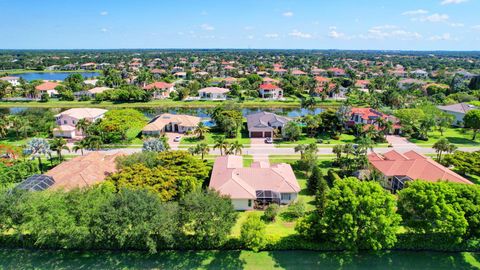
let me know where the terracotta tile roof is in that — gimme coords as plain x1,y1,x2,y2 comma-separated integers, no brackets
259,83,281,90
315,76,331,83
46,152,124,191
35,82,60,91
350,107,385,121
209,155,301,199
368,150,473,185
142,113,201,132
143,82,174,90
291,70,307,75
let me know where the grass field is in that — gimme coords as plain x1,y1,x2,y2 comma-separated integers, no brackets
181,130,251,146
409,128,479,147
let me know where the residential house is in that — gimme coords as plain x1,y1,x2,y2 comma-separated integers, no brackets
368,150,472,192
223,77,237,87
246,111,291,138
53,108,107,138
198,87,230,100
174,72,187,79
347,108,401,134
410,69,429,79
143,82,175,99
355,80,370,92
0,76,20,86
83,79,98,86
35,81,60,97
259,84,283,99
437,103,477,126
209,155,301,210
291,70,307,76
262,77,279,85
327,67,346,77
142,113,201,136
398,79,427,90
87,86,111,97
80,62,97,70
18,152,123,191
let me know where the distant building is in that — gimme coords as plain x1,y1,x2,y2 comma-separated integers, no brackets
347,108,401,134
209,155,301,210
368,150,472,192
198,87,230,100
0,76,20,86
259,84,283,99
35,81,60,97
246,111,291,138
53,108,107,138
143,82,175,99
437,103,477,126
410,69,429,79
142,113,201,136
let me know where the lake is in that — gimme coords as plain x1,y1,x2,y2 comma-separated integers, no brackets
0,249,478,269
16,72,100,81
4,107,325,119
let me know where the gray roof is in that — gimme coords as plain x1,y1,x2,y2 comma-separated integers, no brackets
246,111,291,131
437,103,477,114
16,174,55,191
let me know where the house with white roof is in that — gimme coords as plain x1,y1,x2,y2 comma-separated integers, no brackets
0,76,20,86
53,108,107,138
437,103,477,126
209,155,301,210
198,87,230,100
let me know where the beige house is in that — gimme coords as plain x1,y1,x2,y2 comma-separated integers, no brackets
142,113,202,136
209,155,301,210
18,152,123,191
53,108,107,138
198,87,230,100
143,82,175,99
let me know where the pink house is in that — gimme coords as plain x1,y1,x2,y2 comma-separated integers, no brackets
143,82,175,99
209,155,300,210
53,108,107,138
259,83,283,99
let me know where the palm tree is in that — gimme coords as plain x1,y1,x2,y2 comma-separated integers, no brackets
294,144,308,159
343,143,355,159
73,139,88,155
193,122,209,140
213,136,229,156
332,144,343,162
24,138,50,173
196,143,210,160
86,135,102,150
50,138,70,160
433,138,451,162
229,141,243,155
76,118,91,136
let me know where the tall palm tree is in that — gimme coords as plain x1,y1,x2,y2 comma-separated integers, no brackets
50,138,70,160
213,136,229,156
343,143,355,159
193,122,209,139
433,138,451,162
332,144,343,162
229,141,243,155
196,143,210,160
86,135,102,150
294,144,308,159
76,118,91,136
73,139,88,156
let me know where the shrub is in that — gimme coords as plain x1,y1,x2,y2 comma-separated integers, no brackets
263,204,280,222
240,213,267,252
286,199,306,219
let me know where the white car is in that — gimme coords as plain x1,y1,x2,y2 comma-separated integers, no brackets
173,136,181,142
264,137,273,144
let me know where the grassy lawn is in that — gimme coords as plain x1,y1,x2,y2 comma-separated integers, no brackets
180,129,251,146
275,133,357,147
409,128,479,147
230,211,298,239
243,155,254,167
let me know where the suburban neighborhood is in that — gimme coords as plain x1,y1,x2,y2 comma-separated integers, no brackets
0,0,480,269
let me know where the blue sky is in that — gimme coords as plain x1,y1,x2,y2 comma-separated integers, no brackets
1,0,479,50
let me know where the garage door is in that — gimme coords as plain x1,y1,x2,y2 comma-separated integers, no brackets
264,132,272,137
250,132,264,138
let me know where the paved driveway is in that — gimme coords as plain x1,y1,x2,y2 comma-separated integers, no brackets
165,132,183,149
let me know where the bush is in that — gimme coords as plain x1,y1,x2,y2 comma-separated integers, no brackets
286,199,306,219
263,204,280,222
240,213,267,252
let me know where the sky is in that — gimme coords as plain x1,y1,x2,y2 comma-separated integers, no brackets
0,0,479,50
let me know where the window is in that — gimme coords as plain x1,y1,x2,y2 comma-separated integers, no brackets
63,120,67,124
281,193,291,201
248,200,252,207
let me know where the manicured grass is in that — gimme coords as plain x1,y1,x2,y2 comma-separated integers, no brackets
180,130,251,146
274,133,356,147
409,128,479,147
243,155,254,167
230,211,298,239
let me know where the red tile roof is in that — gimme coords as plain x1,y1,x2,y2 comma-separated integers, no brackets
35,82,60,91
368,150,472,185
315,76,331,83
143,82,174,90
259,83,281,90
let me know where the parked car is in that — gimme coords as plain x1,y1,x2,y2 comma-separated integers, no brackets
173,136,181,142
264,137,273,144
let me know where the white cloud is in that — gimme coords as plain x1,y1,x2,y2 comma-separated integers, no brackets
449,22,464,27
244,26,254,31
472,25,480,30
402,9,429,16
289,30,312,39
419,13,449,23
200,23,214,31
361,26,422,40
328,30,345,39
247,35,254,40
329,26,337,30
282,11,294,17
100,28,108,32
441,0,467,5
100,11,108,16
265,33,279,38
429,33,457,40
